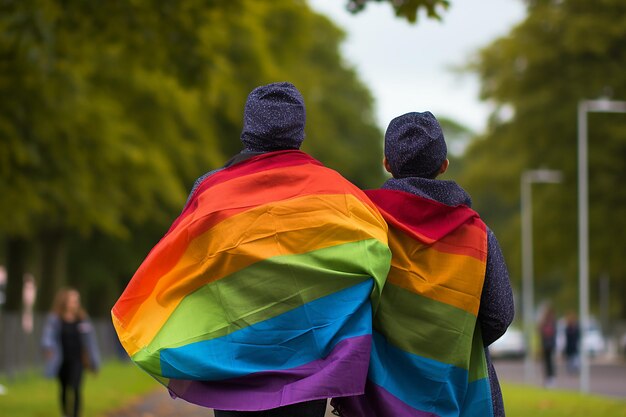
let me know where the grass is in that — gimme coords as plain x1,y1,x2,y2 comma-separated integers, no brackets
0,360,158,417
2,365,626,417
502,383,626,417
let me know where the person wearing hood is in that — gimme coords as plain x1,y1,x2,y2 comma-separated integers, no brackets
112,82,391,417
333,111,514,417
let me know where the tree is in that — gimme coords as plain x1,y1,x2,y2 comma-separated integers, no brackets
462,0,626,318
1,0,387,315
437,117,474,181
346,0,450,22
0,0,208,309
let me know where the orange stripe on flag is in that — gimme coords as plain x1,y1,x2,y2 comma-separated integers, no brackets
114,193,387,355
386,228,486,316
113,163,382,322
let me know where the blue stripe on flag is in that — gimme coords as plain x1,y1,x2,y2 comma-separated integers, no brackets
459,376,493,417
160,279,373,380
368,331,469,417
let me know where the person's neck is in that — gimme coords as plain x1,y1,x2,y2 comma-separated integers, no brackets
382,176,472,207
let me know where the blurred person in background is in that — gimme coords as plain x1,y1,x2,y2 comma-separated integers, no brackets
0,266,5,395
563,311,580,375
22,273,36,334
0,265,6,307
42,288,101,417
539,305,557,387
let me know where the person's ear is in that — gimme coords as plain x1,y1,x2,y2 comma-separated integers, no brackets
383,157,393,174
438,159,449,176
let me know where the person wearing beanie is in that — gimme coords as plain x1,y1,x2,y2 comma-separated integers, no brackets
112,82,391,417
333,111,514,417
185,81,307,202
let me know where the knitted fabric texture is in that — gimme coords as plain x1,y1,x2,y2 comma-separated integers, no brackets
384,111,447,178
241,82,306,152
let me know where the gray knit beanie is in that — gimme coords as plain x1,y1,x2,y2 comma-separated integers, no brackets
241,82,306,152
384,111,447,178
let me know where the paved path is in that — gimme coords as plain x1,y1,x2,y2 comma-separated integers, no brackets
104,390,215,417
106,359,625,417
105,392,338,417
494,358,626,399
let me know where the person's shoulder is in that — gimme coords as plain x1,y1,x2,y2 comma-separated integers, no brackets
299,155,358,187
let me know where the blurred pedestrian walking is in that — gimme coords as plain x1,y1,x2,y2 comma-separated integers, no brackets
564,311,580,375
42,288,101,417
539,305,557,387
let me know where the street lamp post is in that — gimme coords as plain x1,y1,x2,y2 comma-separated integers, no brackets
577,99,626,392
521,169,562,384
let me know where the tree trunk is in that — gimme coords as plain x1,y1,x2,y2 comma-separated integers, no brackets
36,230,67,312
3,237,28,312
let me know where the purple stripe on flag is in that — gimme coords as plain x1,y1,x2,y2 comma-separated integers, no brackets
167,335,371,411
334,380,439,417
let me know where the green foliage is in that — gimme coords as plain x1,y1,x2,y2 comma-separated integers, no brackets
463,0,626,317
346,0,450,22
0,0,385,315
0,0,199,239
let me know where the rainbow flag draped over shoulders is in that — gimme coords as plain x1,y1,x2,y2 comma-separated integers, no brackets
111,150,391,411
334,188,493,417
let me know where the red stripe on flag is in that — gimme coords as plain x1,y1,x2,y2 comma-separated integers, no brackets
171,150,322,233
365,189,484,242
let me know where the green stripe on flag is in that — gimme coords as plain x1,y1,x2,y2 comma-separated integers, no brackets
374,283,477,369
133,238,390,374
468,324,489,382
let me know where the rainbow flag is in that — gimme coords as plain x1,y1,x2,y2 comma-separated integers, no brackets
334,188,493,417
111,150,391,411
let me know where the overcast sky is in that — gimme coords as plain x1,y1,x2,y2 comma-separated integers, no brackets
308,0,526,133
